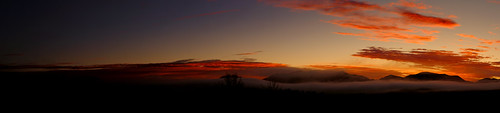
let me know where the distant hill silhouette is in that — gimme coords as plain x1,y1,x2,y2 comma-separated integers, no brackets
264,70,370,83
403,72,466,82
477,78,500,83
268,71,470,83
379,72,467,82
380,75,404,80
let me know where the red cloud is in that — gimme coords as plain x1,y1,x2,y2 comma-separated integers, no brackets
400,11,459,28
261,0,384,13
353,47,500,81
488,0,500,4
460,48,487,52
259,0,459,44
176,9,240,20
492,62,500,65
2,60,287,80
328,20,410,31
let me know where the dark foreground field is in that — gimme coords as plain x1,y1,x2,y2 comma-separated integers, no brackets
4,71,500,105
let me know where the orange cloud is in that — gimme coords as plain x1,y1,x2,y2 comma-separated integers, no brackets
477,45,490,49
459,48,488,56
400,11,459,28
389,0,432,9
460,48,487,53
260,0,459,44
328,20,410,31
334,32,368,37
309,65,403,79
488,31,497,35
457,33,500,45
457,33,477,39
353,47,500,81
447,15,458,18
336,31,436,44
419,29,440,35
372,31,436,44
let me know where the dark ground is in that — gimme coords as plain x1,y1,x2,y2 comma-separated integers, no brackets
3,71,500,108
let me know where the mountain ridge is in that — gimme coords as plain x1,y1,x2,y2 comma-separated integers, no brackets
380,72,466,82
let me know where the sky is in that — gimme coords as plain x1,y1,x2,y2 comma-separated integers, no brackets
2,0,500,81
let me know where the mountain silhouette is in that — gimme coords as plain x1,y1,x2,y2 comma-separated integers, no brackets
404,72,466,82
477,78,500,83
380,75,404,80
264,70,370,83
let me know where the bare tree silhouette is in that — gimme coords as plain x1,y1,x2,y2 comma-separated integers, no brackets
266,80,281,90
220,73,243,88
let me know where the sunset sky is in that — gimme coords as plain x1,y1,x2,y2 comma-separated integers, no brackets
2,0,500,81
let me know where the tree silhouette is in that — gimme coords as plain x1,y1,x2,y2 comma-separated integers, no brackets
220,73,243,88
266,80,281,90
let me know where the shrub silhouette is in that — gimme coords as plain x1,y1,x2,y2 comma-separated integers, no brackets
220,73,243,88
266,80,281,90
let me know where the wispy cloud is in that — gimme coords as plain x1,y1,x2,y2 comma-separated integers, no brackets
460,48,487,52
235,51,263,55
259,0,459,44
488,31,497,35
447,15,458,18
399,11,459,28
352,47,500,81
477,45,490,49
459,48,487,56
487,0,500,4
176,9,240,20
457,33,500,45
335,31,436,44
389,0,432,9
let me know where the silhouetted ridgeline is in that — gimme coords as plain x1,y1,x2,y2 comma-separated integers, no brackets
264,70,370,83
405,72,466,82
265,71,470,83
477,78,500,83
379,75,404,80
261,70,485,84
380,72,466,82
